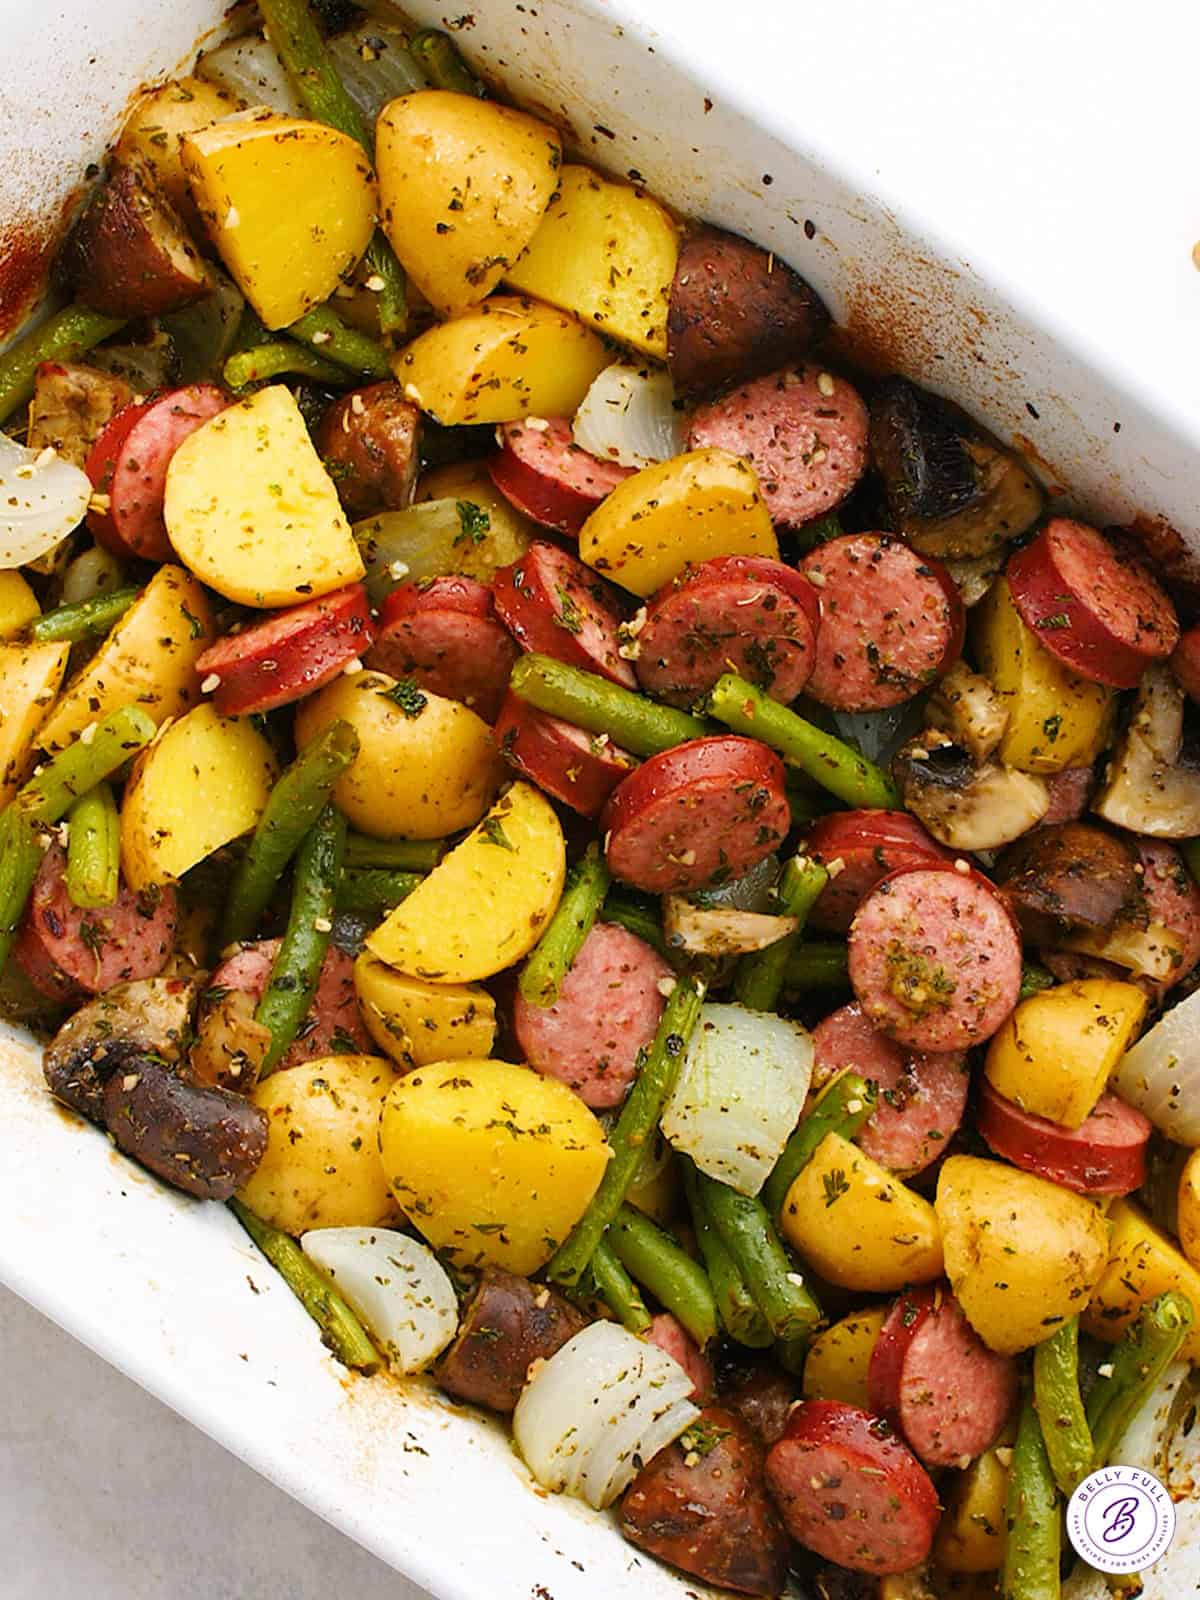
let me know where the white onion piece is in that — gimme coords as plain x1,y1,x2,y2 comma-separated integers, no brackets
513,1322,698,1508
663,897,797,958
1111,987,1200,1146
300,1227,458,1374
0,432,91,569
327,26,428,125
661,1002,813,1196
572,362,684,469
197,34,306,115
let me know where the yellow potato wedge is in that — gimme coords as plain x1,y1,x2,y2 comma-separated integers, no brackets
391,295,609,426
0,642,69,802
237,1055,400,1234
984,978,1147,1128
37,566,214,753
1082,1198,1200,1364
934,1428,1014,1573
974,577,1113,773
1178,1149,1200,1272
379,1058,607,1273
579,447,778,597
781,1133,943,1291
120,704,278,889
0,571,39,637
937,1155,1109,1354
354,952,496,1067
802,1306,888,1408
376,91,562,315
118,76,241,224
294,670,501,840
164,385,364,607
505,164,678,357
367,780,565,983
182,110,376,328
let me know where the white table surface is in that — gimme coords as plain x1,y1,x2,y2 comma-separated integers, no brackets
0,1287,430,1600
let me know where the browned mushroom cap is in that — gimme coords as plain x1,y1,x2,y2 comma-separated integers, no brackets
1094,664,1200,838
43,976,197,1124
995,821,1142,945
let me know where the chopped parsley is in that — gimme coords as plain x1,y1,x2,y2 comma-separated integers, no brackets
454,499,491,546
480,816,514,851
379,678,428,717
822,1168,850,1208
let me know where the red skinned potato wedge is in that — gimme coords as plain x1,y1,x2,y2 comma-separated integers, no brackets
64,153,211,319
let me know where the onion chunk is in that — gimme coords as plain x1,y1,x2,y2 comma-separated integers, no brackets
0,431,91,568
300,1227,458,1374
1112,988,1200,1147
572,362,684,470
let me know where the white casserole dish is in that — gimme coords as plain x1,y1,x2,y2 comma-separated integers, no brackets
3,2,1200,1595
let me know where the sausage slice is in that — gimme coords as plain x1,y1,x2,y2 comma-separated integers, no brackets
805,809,952,934
316,382,421,517
994,820,1140,944
978,1080,1151,1196
205,941,370,1067
494,540,634,689
494,692,637,817
368,576,518,722
488,418,633,536
434,1266,586,1412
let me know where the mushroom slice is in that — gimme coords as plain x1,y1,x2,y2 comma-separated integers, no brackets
927,660,1009,763
893,733,1049,851
663,896,797,958
1093,664,1200,838
869,376,1043,559
1058,919,1185,983
43,975,198,1124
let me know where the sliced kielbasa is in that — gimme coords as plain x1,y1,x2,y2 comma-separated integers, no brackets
85,384,229,561
800,533,964,711
764,1399,940,1576
16,844,177,1002
434,1265,587,1412
635,555,820,708
868,1287,1018,1469
367,576,518,721
1171,625,1200,703
994,821,1141,944
720,1360,798,1449
685,365,868,527
494,692,637,817
487,418,633,536
805,809,952,934
979,1079,1152,1196
667,227,829,398
811,1002,968,1178
195,584,375,716
1136,839,1200,991
513,921,673,1109
206,940,370,1068
316,381,421,517
621,1405,792,1597
848,865,1022,1051
1007,517,1180,689
601,736,791,895
102,1054,267,1200
1040,764,1095,827
647,1312,715,1401
494,540,634,689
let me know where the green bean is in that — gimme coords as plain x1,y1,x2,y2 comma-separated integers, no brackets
29,587,139,645
682,1159,771,1348
782,939,849,991
64,783,119,909
1086,1291,1194,1469
734,853,829,1012
0,305,126,425
706,674,899,808
608,1204,718,1348
598,889,679,966
222,722,359,946
789,512,843,553
1020,962,1057,1000
510,653,711,757
1033,1318,1093,1496
587,1239,651,1334
257,0,408,336
224,341,345,390
410,29,487,95
229,1200,379,1371
519,843,609,1007
548,975,704,1286
774,1335,810,1376
335,867,421,918
344,833,445,872
696,1174,822,1343
286,307,391,380
0,705,157,965
785,783,829,828
1001,1389,1061,1600
762,1072,877,1223
255,806,346,1076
